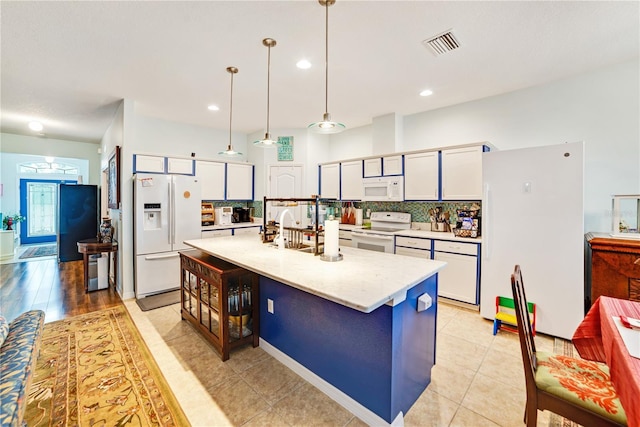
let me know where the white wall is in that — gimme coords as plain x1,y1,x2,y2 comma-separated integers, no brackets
328,125,372,162
327,59,640,232
0,133,99,218
248,129,332,200
133,113,247,161
100,101,125,295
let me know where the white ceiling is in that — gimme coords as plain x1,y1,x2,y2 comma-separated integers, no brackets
1,1,639,144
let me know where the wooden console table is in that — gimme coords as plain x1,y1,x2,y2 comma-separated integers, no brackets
585,232,640,310
77,238,118,293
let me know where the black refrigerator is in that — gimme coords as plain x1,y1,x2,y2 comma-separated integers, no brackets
58,184,98,262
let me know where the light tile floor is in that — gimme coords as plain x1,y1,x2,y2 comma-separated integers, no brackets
124,299,556,426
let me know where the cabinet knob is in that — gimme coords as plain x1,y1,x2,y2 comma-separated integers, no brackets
635,257,640,265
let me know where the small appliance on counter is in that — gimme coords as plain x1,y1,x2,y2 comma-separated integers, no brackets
453,207,481,238
215,206,233,225
232,207,251,223
201,202,215,226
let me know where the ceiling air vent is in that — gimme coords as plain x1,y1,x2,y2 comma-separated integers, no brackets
422,30,460,56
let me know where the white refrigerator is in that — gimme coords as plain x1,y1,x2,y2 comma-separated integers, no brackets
480,142,584,339
134,173,201,298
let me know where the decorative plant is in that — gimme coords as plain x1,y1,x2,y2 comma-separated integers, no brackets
2,214,25,230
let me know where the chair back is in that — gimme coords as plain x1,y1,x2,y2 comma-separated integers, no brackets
511,265,537,387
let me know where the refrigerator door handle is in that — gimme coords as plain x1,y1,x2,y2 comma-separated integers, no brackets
169,180,175,245
144,253,180,260
483,183,490,260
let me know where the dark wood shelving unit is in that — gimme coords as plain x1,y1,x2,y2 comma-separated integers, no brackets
180,251,259,361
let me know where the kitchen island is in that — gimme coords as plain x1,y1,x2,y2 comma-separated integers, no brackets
184,234,446,426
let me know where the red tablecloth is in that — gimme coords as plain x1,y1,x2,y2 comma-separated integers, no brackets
572,296,640,427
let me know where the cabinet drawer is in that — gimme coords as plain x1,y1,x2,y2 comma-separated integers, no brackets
434,240,478,256
396,236,431,250
338,230,352,240
234,227,260,235
202,229,233,238
396,246,431,259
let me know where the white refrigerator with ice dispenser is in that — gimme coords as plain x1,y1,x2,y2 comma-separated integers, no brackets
134,173,201,299
480,142,584,340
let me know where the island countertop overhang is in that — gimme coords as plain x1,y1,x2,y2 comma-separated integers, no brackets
184,235,446,313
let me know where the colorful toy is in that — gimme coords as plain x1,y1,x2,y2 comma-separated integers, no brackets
493,295,536,335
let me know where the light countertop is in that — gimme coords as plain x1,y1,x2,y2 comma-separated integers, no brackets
184,234,446,313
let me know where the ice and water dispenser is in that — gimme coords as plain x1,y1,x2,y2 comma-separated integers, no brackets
143,203,162,230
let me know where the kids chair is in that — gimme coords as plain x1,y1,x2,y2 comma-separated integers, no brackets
493,295,536,336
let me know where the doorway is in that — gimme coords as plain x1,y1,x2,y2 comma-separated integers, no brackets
267,165,304,226
19,179,76,244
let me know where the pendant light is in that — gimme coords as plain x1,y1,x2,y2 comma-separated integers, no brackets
308,0,345,134
254,38,280,147
219,66,243,157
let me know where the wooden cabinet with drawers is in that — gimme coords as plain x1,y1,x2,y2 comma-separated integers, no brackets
180,251,259,361
585,233,640,310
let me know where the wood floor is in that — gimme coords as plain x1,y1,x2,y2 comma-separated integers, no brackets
0,258,122,323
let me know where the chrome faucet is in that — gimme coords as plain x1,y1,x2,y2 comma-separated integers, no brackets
277,209,296,250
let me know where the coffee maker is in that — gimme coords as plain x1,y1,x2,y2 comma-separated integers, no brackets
232,207,251,223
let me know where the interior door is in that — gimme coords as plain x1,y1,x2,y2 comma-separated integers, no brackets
267,165,303,226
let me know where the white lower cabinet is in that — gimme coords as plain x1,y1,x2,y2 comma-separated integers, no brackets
201,229,233,239
395,246,430,259
434,240,479,304
233,226,261,236
339,229,352,247
395,236,480,305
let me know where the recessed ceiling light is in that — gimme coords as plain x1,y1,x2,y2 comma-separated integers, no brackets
296,59,311,69
29,121,43,131
207,105,220,111
420,89,433,97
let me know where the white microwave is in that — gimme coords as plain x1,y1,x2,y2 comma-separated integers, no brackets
362,176,404,201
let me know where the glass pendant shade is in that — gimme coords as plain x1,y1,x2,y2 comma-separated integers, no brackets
308,0,345,134
254,38,280,147
219,66,243,157
308,113,346,134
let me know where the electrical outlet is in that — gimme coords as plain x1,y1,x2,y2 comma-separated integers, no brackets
267,298,274,314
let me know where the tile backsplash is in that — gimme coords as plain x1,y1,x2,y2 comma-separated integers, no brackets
250,200,480,224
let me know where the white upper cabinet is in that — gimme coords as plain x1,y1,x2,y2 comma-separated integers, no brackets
382,155,403,176
133,155,194,175
340,160,364,200
226,163,254,200
404,152,439,200
363,158,382,177
197,161,226,200
363,156,403,177
167,157,195,175
134,155,166,173
441,146,483,200
320,163,340,199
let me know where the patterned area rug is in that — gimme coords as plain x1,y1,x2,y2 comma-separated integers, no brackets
548,338,580,427
19,245,57,259
24,306,189,426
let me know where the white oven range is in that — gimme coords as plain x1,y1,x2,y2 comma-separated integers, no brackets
350,212,411,253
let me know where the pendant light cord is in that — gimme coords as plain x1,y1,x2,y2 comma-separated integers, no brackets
266,43,271,135
229,70,234,148
324,0,329,116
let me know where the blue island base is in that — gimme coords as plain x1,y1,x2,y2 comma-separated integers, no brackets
259,274,438,425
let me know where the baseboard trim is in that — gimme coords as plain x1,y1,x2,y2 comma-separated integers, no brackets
259,338,404,427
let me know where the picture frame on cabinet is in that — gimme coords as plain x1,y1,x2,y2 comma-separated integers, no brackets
107,146,121,209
